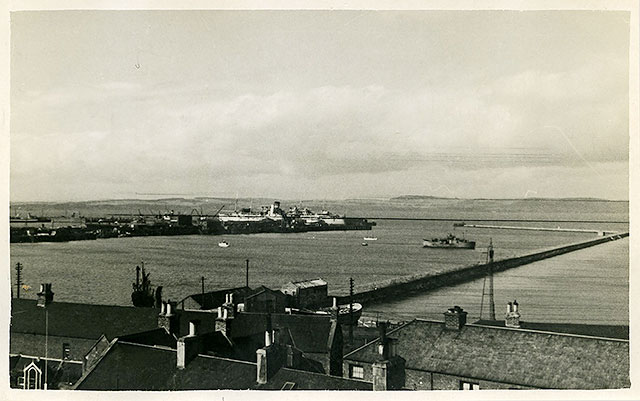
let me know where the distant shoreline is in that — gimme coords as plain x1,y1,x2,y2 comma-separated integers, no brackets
9,196,630,205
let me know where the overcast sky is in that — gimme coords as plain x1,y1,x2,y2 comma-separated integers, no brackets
10,10,630,201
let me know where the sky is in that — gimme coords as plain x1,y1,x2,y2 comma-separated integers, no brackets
9,10,631,202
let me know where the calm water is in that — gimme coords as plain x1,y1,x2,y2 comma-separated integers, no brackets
10,200,629,325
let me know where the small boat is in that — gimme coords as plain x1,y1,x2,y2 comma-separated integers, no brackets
286,302,363,325
363,236,378,241
361,242,368,246
218,240,230,248
423,233,475,249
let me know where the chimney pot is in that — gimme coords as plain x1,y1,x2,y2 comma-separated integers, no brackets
160,302,166,315
166,301,173,316
265,330,272,347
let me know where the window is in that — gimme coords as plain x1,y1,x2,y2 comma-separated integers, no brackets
460,380,480,390
349,365,364,379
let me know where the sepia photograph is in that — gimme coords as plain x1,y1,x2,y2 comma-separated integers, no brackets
2,1,638,398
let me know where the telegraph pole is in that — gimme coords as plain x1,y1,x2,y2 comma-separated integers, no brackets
245,259,249,288
349,277,354,346
15,263,23,299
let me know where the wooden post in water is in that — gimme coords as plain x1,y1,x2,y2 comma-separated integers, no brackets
201,276,205,297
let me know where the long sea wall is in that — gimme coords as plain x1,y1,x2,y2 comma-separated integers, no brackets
334,233,629,306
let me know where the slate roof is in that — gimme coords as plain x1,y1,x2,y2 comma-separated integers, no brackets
232,313,334,353
11,299,158,340
74,341,258,390
474,320,629,340
344,319,630,389
258,368,372,390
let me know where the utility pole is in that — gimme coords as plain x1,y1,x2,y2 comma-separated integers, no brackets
201,276,205,297
15,263,23,299
349,277,354,346
245,259,249,288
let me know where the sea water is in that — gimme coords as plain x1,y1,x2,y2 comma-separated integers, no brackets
9,199,629,324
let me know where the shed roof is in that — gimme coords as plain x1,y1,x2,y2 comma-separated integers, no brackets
344,319,629,389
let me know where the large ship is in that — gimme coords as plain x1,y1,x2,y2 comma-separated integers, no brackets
423,234,476,249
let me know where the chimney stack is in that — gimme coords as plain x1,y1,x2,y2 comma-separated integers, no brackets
158,300,180,336
177,320,203,369
505,300,521,328
372,322,405,391
215,300,235,338
36,283,54,307
443,306,467,331
330,297,339,321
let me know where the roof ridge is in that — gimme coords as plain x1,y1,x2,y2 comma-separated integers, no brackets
196,353,257,366
468,323,629,342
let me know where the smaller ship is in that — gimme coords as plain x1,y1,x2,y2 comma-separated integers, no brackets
363,236,377,241
218,240,230,248
423,234,476,249
131,263,161,307
361,242,368,246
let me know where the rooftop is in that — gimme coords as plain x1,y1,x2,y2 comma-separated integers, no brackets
344,318,629,389
74,341,258,390
258,368,372,390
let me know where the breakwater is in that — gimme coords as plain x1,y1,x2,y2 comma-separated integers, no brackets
333,233,629,306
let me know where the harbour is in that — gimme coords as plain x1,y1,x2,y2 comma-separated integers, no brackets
10,199,629,326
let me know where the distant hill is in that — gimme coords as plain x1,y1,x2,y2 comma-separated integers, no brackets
391,195,627,202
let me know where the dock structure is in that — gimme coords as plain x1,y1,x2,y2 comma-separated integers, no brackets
332,233,629,306
457,223,617,236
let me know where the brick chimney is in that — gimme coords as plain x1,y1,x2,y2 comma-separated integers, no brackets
443,306,467,331
372,322,405,391
505,300,521,328
36,284,54,307
158,300,180,336
177,320,203,369
215,300,235,338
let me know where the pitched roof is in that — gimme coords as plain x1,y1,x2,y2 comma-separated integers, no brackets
245,286,286,300
74,341,258,390
231,313,334,353
11,299,158,340
258,368,372,390
344,319,629,389
179,286,251,310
